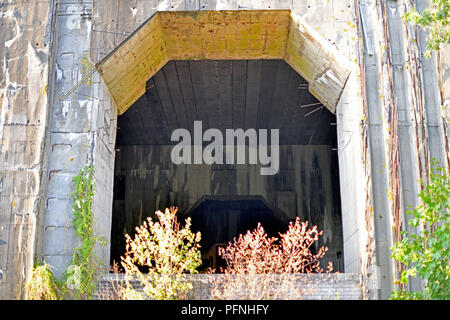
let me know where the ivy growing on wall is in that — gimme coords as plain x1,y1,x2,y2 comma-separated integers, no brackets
26,165,104,300
63,165,105,299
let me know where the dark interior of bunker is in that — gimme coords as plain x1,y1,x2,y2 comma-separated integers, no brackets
110,60,344,272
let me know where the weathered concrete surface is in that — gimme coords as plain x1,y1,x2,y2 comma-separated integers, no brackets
334,65,374,296
355,0,450,298
358,0,401,299
0,1,52,299
91,0,360,64
35,0,117,280
93,2,357,114
415,0,449,170
440,46,450,167
35,0,95,279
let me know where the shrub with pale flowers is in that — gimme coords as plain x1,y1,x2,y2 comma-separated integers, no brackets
120,207,202,300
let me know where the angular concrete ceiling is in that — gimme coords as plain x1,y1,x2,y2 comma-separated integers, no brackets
96,10,353,115
117,60,337,146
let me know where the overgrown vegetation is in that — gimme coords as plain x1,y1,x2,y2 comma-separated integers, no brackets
219,218,331,274
210,218,332,299
63,165,105,299
391,165,450,300
404,0,449,57
120,207,202,300
28,201,332,300
26,165,104,300
25,263,60,300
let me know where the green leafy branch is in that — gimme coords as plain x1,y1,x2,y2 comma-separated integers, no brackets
391,163,450,300
404,0,450,58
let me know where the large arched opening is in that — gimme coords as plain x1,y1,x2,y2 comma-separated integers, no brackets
110,59,344,271
95,9,367,278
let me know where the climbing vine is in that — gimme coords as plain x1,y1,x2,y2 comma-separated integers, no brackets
63,165,104,299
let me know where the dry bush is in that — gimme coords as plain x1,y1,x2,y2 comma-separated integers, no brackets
25,264,60,300
209,217,333,299
95,262,139,300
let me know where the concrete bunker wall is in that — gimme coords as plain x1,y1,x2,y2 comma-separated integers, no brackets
94,5,369,293
0,0,371,299
1,0,447,300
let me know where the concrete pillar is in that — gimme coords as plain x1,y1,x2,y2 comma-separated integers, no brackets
0,1,52,299
36,0,116,279
415,0,448,169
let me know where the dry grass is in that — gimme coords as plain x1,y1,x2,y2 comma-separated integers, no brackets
25,264,60,300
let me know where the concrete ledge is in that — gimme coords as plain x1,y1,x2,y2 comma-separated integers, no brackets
95,273,363,300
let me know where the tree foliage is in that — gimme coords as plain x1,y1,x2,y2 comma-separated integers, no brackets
405,0,450,57
391,165,450,300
